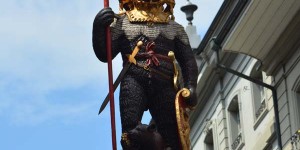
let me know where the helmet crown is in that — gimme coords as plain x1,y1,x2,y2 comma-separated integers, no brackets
119,0,175,23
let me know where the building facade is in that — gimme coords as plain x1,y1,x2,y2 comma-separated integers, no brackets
189,0,300,149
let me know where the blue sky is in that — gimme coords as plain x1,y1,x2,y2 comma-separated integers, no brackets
0,0,222,149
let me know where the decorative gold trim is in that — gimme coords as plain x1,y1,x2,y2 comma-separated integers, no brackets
175,88,191,150
128,41,143,64
119,0,175,23
121,133,130,146
168,51,179,91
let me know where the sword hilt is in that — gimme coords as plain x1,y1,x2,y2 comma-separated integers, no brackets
128,41,143,65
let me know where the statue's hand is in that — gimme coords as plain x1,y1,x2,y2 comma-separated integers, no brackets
96,7,120,27
185,86,197,108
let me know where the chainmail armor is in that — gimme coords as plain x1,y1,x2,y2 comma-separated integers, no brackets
111,15,190,45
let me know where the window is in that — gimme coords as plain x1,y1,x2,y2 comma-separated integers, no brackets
228,95,244,150
228,96,241,139
291,85,300,149
292,76,300,140
297,86,300,126
250,63,268,124
297,87,300,114
204,129,214,150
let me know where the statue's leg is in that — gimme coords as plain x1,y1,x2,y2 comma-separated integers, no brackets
119,75,147,148
149,81,180,150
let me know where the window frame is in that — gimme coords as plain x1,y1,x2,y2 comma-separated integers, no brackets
227,92,245,150
249,64,269,129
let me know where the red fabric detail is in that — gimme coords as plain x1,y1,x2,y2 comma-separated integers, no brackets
145,42,160,66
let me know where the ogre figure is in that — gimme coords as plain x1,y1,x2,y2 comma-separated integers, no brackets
92,0,198,149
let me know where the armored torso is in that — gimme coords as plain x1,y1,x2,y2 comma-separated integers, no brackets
110,15,191,80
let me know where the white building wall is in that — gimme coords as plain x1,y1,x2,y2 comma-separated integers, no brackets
191,55,281,150
274,46,300,149
189,0,300,149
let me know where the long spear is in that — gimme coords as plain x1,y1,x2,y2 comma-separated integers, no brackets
103,0,117,149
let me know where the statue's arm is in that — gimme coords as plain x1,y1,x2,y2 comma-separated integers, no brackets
174,24,198,107
92,8,123,62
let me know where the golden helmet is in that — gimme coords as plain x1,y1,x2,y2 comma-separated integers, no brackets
119,0,175,14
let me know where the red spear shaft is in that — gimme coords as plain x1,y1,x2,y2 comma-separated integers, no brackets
103,0,117,150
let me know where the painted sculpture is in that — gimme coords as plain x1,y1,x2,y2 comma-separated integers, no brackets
92,0,198,149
